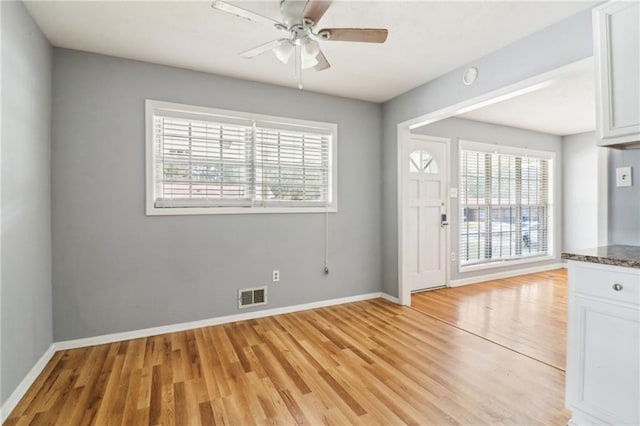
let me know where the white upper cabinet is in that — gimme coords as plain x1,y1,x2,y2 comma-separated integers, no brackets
593,1,640,147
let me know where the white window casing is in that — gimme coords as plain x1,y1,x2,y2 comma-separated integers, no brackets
458,140,555,271
145,100,337,215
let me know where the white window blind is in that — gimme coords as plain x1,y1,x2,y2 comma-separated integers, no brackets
146,100,336,214
459,146,551,267
255,126,329,205
154,117,254,207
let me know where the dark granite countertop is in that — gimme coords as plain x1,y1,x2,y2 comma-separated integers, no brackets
562,245,640,269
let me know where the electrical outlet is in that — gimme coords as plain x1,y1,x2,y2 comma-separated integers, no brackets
272,270,280,282
450,252,456,262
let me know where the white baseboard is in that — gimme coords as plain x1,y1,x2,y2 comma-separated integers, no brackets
1,344,56,423
449,262,565,287
380,293,399,304
55,292,397,351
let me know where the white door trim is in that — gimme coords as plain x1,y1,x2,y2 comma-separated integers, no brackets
395,57,599,306
397,127,410,305
398,133,451,305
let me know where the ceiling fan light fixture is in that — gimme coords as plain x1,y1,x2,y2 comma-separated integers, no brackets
274,40,294,64
299,37,320,69
301,38,320,58
211,0,388,89
301,53,319,70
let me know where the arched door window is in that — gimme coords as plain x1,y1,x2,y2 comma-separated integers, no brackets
409,150,439,174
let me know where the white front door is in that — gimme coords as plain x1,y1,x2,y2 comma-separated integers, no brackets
402,135,449,292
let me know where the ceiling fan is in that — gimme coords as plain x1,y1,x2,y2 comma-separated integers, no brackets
211,0,388,88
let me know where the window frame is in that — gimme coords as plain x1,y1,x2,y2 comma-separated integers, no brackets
457,140,555,272
145,100,338,216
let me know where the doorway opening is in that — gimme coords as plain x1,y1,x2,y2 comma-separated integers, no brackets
397,56,606,306
397,57,607,370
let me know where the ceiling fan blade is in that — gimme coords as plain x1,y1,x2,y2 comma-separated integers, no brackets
302,0,333,25
211,1,286,30
239,40,283,59
314,50,331,71
317,28,388,43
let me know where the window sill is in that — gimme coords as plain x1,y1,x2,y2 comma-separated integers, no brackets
146,205,338,216
458,254,555,274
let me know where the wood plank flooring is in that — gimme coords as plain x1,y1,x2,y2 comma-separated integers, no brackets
5,299,570,425
411,269,568,370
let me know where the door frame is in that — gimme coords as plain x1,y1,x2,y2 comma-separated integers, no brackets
396,57,604,306
400,133,451,298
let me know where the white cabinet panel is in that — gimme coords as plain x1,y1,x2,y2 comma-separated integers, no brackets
567,296,640,424
594,1,640,146
566,261,640,425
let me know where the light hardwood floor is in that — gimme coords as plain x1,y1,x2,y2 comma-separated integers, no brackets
412,269,568,370
5,298,570,425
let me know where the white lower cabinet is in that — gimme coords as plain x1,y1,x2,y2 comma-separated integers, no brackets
566,261,640,425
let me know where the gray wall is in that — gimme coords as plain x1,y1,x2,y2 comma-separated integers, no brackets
562,131,600,251
608,149,640,245
51,49,382,341
381,9,593,295
1,1,53,404
412,117,563,281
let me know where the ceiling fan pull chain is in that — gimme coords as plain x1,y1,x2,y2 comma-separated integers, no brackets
295,44,303,89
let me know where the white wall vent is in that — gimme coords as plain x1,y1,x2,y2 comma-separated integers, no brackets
238,286,267,309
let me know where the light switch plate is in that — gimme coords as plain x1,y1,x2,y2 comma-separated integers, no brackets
616,166,632,187
450,188,458,198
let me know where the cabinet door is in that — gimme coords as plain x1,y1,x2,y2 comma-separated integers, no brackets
566,295,640,424
594,1,640,145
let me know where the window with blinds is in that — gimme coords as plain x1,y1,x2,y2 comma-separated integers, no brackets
255,126,329,205
146,100,336,215
459,143,552,267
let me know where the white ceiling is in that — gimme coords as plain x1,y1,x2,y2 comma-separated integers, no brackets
458,58,595,136
24,1,595,102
